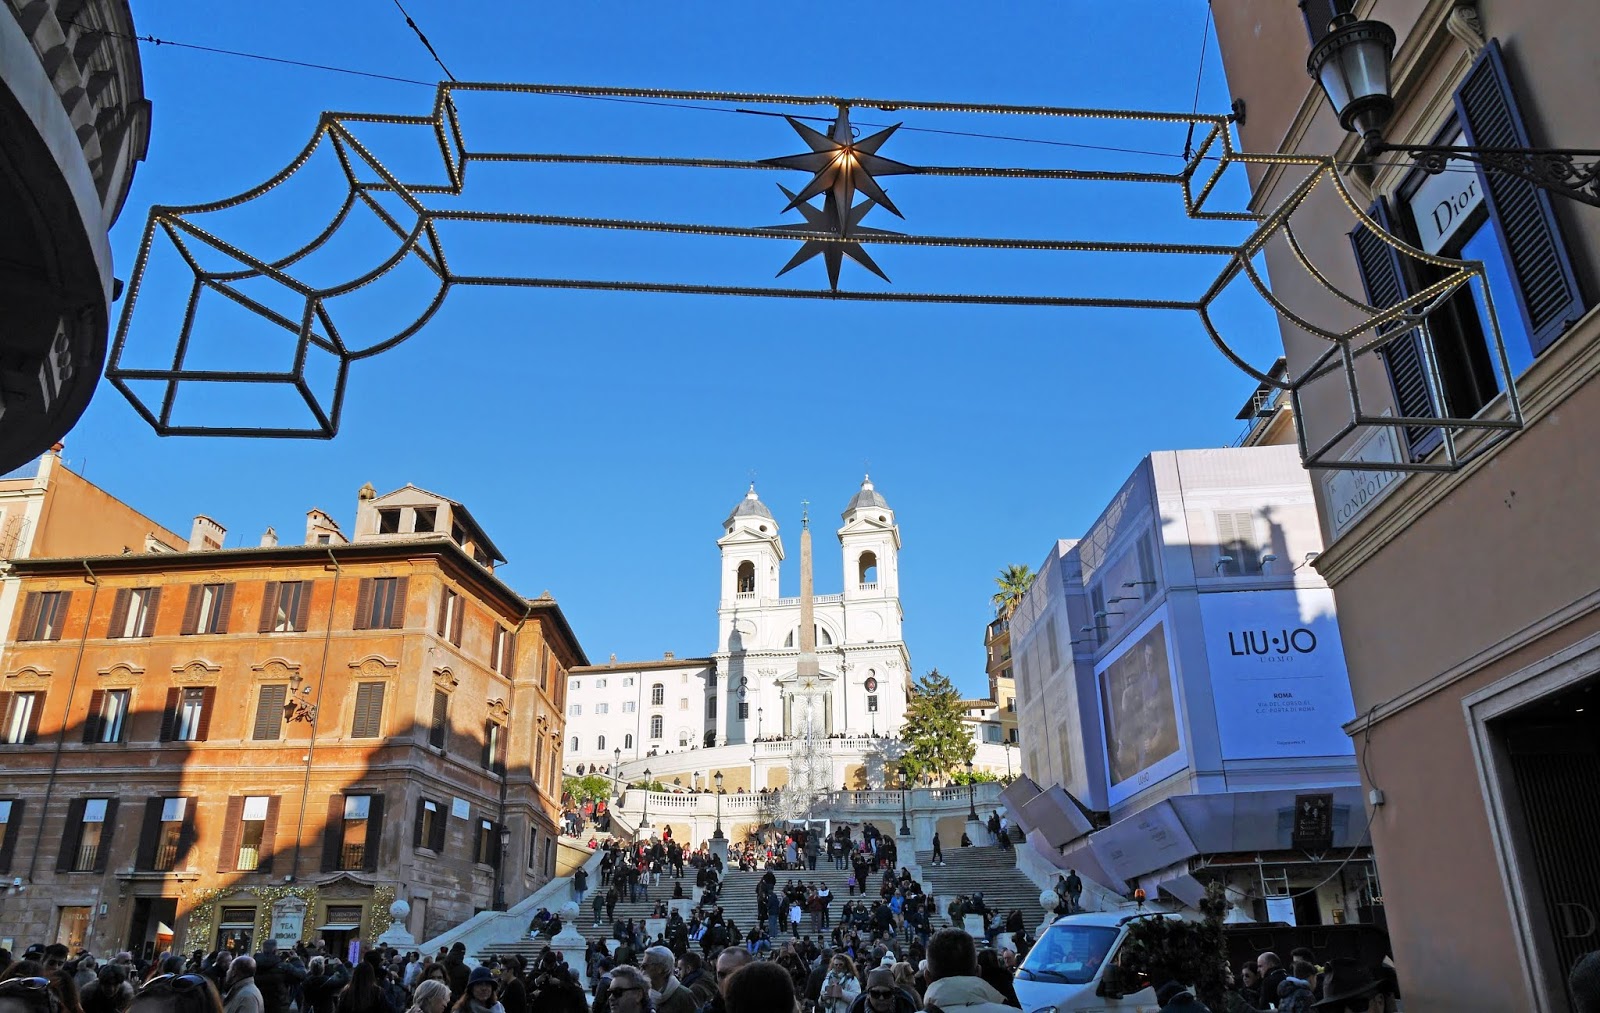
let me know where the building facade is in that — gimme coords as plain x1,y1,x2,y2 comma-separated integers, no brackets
1210,2,1600,1008
1008,445,1367,923
0,482,584,957
982,615,1018,746
564,478,914,780
0,1,150,468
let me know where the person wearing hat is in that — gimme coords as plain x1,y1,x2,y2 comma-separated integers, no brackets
846,969,915,1013
1310,959,1390,1011
1155,981,1210,1011
451,967,503,1013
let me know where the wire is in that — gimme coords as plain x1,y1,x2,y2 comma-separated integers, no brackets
387,0,456,82
1183,6,1214,160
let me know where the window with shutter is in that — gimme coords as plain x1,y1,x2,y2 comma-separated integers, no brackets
0,799,20,873
351,683,385,738
1089,584,1107,644
253,685,288,741
21,591,69,641
3,692,41,745
1214,511,1261,575
429,690,449,749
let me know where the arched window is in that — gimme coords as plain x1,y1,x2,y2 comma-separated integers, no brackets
597,734,606,750
736,561,755,595
570,736,578,752
784,624,835,647
624,733,634,749
651,683,664,706
678,730,690,747
650,715,663,739
859,551,879,588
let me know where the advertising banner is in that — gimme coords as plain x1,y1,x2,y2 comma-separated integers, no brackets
1198,588,1356,760
1097,607,1186,804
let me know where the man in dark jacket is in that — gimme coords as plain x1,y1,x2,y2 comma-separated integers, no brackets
252,941,305,1013
1254,952,1286,1010
1156,980,1211,1011
443,942,470,1003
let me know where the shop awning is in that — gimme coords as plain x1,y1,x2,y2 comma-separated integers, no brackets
155,922,174,936
313,923,360,932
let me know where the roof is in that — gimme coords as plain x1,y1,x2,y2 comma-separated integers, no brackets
725,484,774,524
842,475,889,517
9,534,588,665
1234,357,1288,420
570,656,715,674
373,484,505,563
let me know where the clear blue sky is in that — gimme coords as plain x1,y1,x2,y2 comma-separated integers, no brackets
74,1,1281,697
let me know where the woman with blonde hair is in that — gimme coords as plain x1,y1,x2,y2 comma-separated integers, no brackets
405,980,449,1013
889,963,919,1007
820,954,859,1013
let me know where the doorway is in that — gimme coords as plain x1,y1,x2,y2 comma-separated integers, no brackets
127,897,179,961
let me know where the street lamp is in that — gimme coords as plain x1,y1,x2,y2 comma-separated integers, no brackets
965,758,979,822
757,706,763,740
898,768,910,836
1307,11,1600,207
613,747,622,796
640,767,652,830
1003,741,1013,779
713,771,725,840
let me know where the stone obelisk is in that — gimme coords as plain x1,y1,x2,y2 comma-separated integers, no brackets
798,505,819,681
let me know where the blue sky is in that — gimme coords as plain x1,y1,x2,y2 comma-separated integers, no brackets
76,1,1283,697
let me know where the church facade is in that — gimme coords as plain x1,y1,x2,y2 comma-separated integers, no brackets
564,478,913,778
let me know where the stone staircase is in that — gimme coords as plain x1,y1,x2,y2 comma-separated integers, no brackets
917,846,1043,931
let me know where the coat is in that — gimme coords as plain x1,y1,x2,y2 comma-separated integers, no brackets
224,978,266,1013
921,976,1014,1013
253,951,304,1013
1275,977,1315,1013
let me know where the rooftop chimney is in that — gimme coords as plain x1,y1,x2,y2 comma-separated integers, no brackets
189,515,226,552
664,651,675,660
260,526,278,547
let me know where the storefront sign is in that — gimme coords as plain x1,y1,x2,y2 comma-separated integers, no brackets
1325,422,1405,541
270,897,307,946
1408,134,1483,254
1198,589,1356,761
451,797,471,820
1292,793,1335,850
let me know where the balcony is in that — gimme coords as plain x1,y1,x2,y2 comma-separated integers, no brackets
858,582,878,591
340,842,366,870
236,847,260,872
73,844,98,872
735,592,755,600
152,842,179,872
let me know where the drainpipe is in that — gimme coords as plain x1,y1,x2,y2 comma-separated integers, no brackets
290,550,342,876
26,561,101,882
493,599,535,909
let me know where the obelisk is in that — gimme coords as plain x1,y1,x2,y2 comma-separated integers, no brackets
798,504,819,680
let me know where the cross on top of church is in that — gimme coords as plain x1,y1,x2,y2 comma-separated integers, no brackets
801,498,809,527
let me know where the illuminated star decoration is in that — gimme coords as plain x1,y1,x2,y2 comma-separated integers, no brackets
763,106,918,219
763,184,900,291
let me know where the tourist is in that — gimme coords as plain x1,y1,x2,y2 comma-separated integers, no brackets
221,958,263,1013
819,956,859,1013
600,967,648,1013
919,930,1010,1013
639,949,693,1013
720,964,791,1013
929,834,943,867
449,968,501,1013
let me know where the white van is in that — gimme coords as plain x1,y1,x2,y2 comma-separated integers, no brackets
1013,910,1186,1012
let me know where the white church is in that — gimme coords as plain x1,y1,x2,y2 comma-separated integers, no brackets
563,478,913,792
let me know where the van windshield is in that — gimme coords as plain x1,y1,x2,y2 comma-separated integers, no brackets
1018,923,1119,985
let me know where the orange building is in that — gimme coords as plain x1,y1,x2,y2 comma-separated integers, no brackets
0,480,584,957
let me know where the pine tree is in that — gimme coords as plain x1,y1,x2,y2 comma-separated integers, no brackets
898,669,976,784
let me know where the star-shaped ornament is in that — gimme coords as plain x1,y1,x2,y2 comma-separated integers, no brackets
762,107,918,219
762,184,899,291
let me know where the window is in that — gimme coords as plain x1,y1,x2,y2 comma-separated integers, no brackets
983,724,1004,744
706,696,718,719
2,692,42,745
414,798,446,852
679,697,689,711
59,798,116,873
1045,616,1060,672
527,826,538,870
624,733,634,749
378,508,401,534
858,551,878,588
57,907,91,951
141,797,190,872
354,576,408,630
570,736,579,752
350,683,386,738
0,799,18,873
438,588,463,646
259,581,311,634
108,587,160,639
595,703,609,715
651,684,664,706
491,627,516,676
649,715,663,739
181,583,233,635
573,680,582,692
867,695,879,713
85,689,130,744
738,701,749,719
736,561,755,595
19,590,70,641
1006,696,1016,713
316,533,332,545
1136,535,1158,590
252,685,287,741
594,678,607,689
412,507,437,533
1009,728,1019,744
482,721,503,773
569,703,582,717
323,794,383,873
231,796,276,872
1351,43,1585,461
475,819,499,867
1089,584,1108,645
1214,512,1260,576
429,690,449,749
622,677,634,688
597,734,606,750
678,730,690,747
622,701,636,714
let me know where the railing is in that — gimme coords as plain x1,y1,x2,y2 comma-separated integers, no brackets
152,842,179,872
617,781,1004,820
340,843,366,869
858,582,878,591
735,592,755,600
772,594,844,606
74,845,99,872
236,847,260,872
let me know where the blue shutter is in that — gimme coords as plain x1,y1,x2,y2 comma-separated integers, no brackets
1348,199,1441,458
1456,40,1586,354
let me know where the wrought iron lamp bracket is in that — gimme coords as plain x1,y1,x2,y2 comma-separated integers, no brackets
1371,140,1600,208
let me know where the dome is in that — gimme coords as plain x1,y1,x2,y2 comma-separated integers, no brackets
843,475,890,517
725,484,774,524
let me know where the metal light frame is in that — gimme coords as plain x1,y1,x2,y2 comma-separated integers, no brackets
107,82,1525,473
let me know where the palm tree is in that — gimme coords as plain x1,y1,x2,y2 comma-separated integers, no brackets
992,564,1035,618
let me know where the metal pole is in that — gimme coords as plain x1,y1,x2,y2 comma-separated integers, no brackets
899,778,910,837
